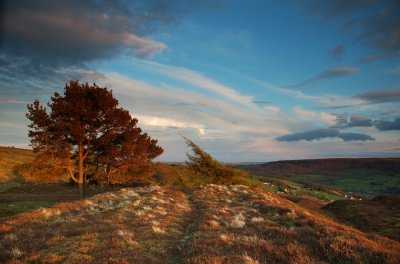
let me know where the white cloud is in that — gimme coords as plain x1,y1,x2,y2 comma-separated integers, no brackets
265,106,281,114
123,33,167,58
292,107,336,125
0,100,30,104
253,79,367,109
94,71,294,160
137,115,205,136
130,59,255,108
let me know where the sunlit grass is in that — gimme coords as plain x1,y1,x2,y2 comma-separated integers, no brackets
183,184,400,263
0,147,35,183
1,184,399,263
0,201,55,218
0,186,191,263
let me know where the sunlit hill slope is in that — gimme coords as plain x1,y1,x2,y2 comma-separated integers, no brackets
1,185,399,263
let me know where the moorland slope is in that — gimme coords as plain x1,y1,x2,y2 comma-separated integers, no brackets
0,147,35,183
1,185,399,263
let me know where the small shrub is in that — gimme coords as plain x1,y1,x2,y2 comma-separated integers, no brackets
14,161,68,183
184,137,249,185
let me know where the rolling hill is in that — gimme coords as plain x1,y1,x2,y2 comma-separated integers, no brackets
1,185,399,263
322,195,400,242
1,146,400,263
238,158,400,195
0,147,35,183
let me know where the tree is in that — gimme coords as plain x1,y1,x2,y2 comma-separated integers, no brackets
184,137,248,184
27,81,163,196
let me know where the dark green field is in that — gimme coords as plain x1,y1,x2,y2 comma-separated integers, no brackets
288,169,400,195
239,158,400,196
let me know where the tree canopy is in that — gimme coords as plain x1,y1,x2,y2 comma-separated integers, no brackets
26,81,163,192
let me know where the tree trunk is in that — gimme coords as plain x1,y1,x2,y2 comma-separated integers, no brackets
79,143,84,198
79,183,84,198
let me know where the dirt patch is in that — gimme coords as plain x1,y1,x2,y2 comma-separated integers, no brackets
171,190,204,264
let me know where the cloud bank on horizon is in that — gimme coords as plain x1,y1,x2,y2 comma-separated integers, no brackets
0,0,399,162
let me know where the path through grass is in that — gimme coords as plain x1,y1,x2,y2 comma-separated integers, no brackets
1,185,399,263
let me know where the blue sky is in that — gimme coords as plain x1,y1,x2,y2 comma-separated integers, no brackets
0,0,399,161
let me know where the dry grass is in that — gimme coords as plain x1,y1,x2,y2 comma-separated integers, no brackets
1,184,399,263
183,184,400,264
0,147,35,182
322,195,400,241
0,186,191,263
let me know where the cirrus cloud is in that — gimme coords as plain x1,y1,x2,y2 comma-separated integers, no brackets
305,0,400,60
289,67,359,88
329,45,345,61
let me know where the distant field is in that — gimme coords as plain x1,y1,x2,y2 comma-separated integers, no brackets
289,169,400,195
239,158,400,195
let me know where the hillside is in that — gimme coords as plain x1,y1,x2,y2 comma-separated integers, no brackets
0,147,35,183
238,158,400,195
322,195,400,241
0,146,352,207
1,185,399,263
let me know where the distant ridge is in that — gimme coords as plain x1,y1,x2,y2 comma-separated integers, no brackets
239,158,400,177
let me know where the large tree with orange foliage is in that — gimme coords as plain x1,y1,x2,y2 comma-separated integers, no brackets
27,81,163,195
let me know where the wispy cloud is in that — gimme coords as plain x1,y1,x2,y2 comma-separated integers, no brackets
305,0,400,59
356,90,400,104
276,128,374,142
137,115,205,136
289,67,359,88
357,54,383,63
329,45,344,61
130,60,255,108
252,100,272,105
101,71,289,135
253,79,367,110
316,90,400,110
292,107,336,125
0,99,30,104
212,29,253,57
387,65,400,75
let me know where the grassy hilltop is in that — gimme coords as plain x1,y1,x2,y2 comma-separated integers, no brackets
1,146,400,263
1,185,400,263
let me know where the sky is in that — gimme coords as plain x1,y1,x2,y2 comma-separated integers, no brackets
0,0,399,162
